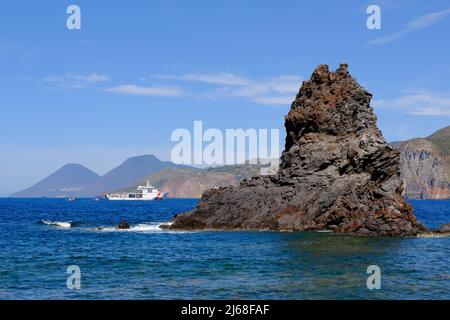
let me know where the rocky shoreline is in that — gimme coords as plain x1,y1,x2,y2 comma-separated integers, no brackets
170,64,445,237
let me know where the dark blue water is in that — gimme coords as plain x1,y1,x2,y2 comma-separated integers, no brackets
0,198,448,300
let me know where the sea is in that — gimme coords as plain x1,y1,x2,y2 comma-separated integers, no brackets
0,198,448,300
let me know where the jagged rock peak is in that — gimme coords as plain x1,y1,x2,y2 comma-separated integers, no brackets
285,63,377,151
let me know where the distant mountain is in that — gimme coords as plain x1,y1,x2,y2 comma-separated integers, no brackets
11,155,183,198
11,128,450,200
11,164,100,198
395,126,450,200
80,155,179,196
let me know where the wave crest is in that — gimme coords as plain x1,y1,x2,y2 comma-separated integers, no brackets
41,220,72,228
40,220,177,233
96,222,173,233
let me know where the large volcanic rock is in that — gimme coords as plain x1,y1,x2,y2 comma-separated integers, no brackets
171,64,426,237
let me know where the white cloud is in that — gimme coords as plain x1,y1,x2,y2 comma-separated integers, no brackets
105,85,185,97
54,71,302,105
230,75,301,101
45,73,109,88
373,93,450,116
367,8,450,45
156,73,251,86
154,72,302,105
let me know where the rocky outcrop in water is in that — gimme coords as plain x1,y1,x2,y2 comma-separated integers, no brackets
171,64,426,237
117,220,130,230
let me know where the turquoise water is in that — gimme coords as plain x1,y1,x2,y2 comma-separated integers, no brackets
0,198,448,299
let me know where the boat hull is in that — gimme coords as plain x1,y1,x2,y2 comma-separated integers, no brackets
105,182,167,201
105,193,166,201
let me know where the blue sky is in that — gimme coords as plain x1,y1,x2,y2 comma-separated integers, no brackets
1,0,450,195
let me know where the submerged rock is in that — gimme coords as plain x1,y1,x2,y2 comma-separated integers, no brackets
117,220,130,230
171,64,426,237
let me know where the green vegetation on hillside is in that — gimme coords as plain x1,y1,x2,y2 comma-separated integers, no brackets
427,125,450,161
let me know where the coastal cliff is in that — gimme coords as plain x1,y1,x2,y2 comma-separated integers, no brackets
397,139,450,199
171,64,426,236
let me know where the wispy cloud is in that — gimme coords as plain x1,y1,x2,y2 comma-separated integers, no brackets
373,92,450,116
105,85,185,97
45,73,109,88
53,71,302,104
368,8,450,45
153,72,302,105
156,73,251,86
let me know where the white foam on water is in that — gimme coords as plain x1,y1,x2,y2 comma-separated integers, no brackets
131,223,165,232
40,219,188,234
417,232,449,238
41,220,72,228
93,222,176,233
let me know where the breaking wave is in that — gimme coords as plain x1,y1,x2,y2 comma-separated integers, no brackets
41,220,73,228
95,222,174,233
40,220,181,233
417,232,449,238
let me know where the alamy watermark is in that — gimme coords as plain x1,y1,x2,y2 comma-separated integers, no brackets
366,265,381,290
366,5,381,30
67,265,81,290
171,121,280,175
66,5,81,30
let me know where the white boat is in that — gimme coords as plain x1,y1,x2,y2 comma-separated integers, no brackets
105,181,166,201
